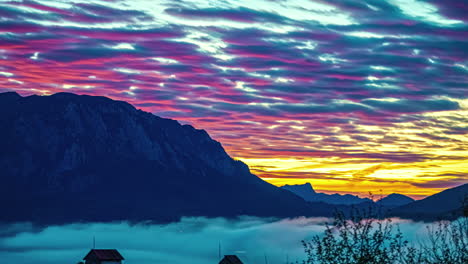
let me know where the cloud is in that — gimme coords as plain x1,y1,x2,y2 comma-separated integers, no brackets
0,0,466,197
362,98,460,113
410,177,468,189
165,7,289,24
352,163,387,181
0,217,440,264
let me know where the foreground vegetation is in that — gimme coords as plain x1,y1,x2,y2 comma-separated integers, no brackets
301,208,467,264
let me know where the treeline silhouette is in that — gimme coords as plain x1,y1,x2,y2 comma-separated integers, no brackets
299,201,468,264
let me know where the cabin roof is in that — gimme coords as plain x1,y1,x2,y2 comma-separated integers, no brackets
84,249,124,261
219,255,244,264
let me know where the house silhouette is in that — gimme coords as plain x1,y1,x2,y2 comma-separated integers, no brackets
219,255,244,264
83,249,124,264
80,249,244,264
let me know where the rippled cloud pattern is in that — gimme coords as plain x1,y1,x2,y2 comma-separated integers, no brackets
0,0,467,197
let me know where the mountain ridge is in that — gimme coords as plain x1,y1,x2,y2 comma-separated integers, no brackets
0,92,320,224
388,183,467,220
1,92,465,223
281,182,373,205
377,193,414,207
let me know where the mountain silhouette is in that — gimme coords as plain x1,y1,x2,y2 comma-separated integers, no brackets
281,183,372,205
376,193,414,208
0,92,324,224
1,92,463,223
389,183,468,220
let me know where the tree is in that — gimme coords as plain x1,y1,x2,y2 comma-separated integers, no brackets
301,208,408,264
420,218,468,263
300,207,467,264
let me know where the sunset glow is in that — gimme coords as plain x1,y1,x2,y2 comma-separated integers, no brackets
1,0,466,199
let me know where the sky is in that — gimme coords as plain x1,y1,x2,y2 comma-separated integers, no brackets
0,0,467,199
0,217,437,264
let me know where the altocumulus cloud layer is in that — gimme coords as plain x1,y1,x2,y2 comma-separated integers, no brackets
0,0,467,197
0,217,435,264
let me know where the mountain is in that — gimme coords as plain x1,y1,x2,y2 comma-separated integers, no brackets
0,92,324,224
281,183,372,205
377,193,414,208
280,182,317,198
389,184,468,220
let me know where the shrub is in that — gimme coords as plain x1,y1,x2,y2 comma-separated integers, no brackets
301,208,467,264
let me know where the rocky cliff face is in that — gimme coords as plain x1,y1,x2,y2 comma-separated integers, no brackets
0,92,317,224
1,92,245,191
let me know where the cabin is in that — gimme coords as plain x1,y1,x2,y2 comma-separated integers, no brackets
219,255,244,264
83,249,124,264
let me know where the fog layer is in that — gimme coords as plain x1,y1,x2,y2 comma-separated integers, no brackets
0,217,433,264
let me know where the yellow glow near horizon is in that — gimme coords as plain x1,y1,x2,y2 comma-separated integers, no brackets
237,156,468,200
217,102,468,201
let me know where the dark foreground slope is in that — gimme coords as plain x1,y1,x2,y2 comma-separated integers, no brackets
0,92,319,224
389,184,468,220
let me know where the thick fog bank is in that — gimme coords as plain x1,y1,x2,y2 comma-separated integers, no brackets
0,217,440,264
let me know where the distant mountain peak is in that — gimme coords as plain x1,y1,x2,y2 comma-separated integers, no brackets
282,182,316,194
377,193,414,207
386,193,412,199
51,92,80,97
0,91,20,97
281,183,372,205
